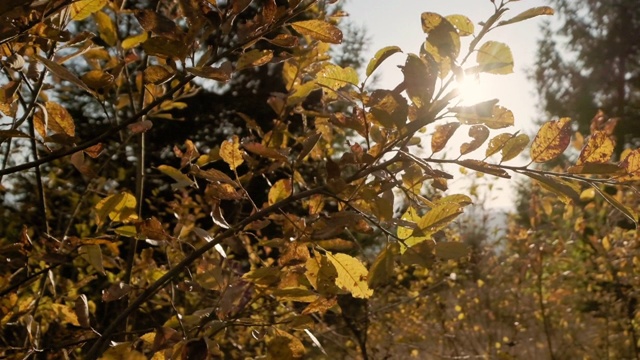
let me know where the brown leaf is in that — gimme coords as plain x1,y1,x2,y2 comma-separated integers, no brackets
431,122,461,153
74,294,91,328
134,9,180,39
460,124,489,155
35,55,93,94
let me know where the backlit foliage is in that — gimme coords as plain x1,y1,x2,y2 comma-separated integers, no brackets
0,0,638,358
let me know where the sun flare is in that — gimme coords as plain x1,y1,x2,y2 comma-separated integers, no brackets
455,75,485,105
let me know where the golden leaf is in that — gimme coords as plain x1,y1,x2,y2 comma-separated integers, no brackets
219,135,244,170
45,101,75,137
530,117,572,163
268,179,292,205
291,20,343,44
94,192,138,226
326,252,373,299
576,131,614,165
71,0,108,21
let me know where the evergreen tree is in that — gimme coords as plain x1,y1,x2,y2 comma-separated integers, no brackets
533,0,640,156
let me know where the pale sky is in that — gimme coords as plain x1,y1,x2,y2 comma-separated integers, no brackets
344,0,554,208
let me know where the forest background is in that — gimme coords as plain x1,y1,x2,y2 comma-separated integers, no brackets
1,0,640,359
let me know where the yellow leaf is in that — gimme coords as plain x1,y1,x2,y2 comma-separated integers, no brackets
51,303,80,326
94,192,138,226
157,165,194,190
45,101,75,137
616,149,640,181
95,11,117,46
366,46,402,77
530,117,572,163
500,133,530,163
121,32,148,50
144,65,175,85
498,6,555,27
577,131,614,165
219,135,244,170
417,202,464,236
81,70,114,90
316,64,359,90
476,41,513,74
268,179,292,205
397,207,428,252
486,133,515,157
368,243,398,288
237,49,273,71
446,14,474,36
291,20,343,44
71,0,108,21
326,252,373,299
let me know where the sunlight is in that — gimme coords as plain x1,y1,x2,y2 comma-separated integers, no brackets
455,74,485,105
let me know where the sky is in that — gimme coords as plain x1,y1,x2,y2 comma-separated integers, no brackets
343,0,553,208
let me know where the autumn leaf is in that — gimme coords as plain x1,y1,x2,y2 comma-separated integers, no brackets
237,49,273,71
500,133,530,163
316,64,359,90
220,135,245,170
458,159,511,178
71,0,108,21
121,32,148,50
44,101,76,137
460,125,489,155
94,192,138,226
268,179,292,205
576,131,614,165
144,65,174,85
524,171,580,205
326,252,373,299
291,20,343,44
368,243,398,288
35,55,93,95
616,149,640,181
267,329,306,359
476,41,514,74
134,9,180,39
186,61,233,82
94,11,117,46
157,165,194,190
446,14,475,36
530,117,572,163
366,46,402,77
431,122,461,153
497,6,555,27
